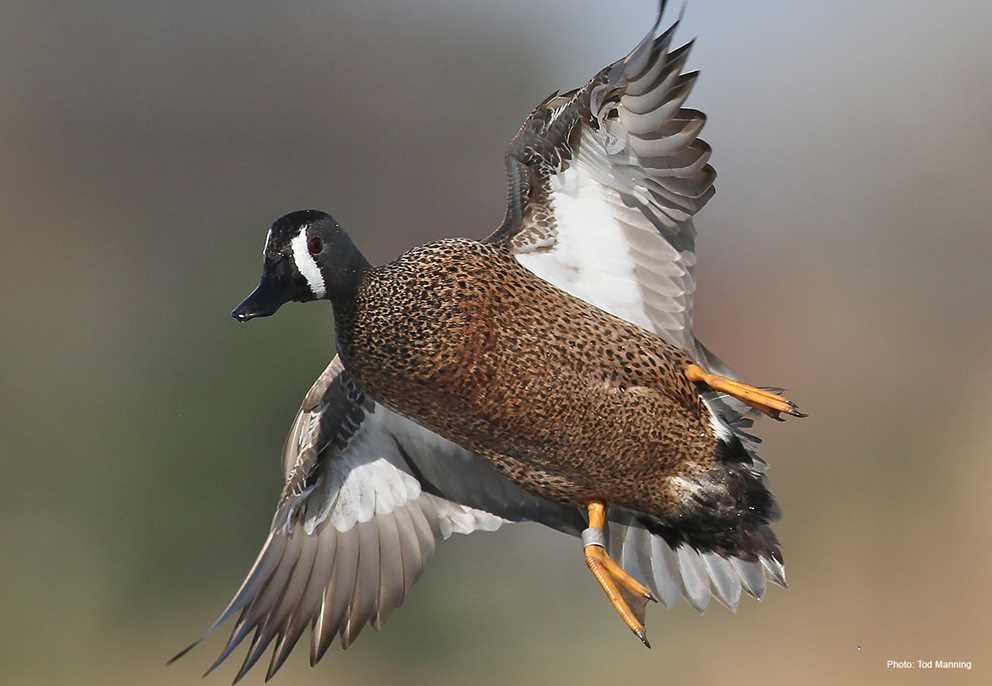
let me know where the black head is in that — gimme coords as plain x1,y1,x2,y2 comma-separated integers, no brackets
231,210,369,322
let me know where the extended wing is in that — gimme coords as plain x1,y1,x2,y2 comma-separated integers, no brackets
174,357,584,681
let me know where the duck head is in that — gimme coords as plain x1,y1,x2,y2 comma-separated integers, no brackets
232,209,370,322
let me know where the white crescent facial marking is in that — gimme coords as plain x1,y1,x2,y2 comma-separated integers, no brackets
290,226,326,298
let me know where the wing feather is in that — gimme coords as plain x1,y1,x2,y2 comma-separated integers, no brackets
392,504,423,593
676,545,712,613
702,552,743,612
606,509,784,616
373,510,405,630
341,518,380,648
649,533,685,608
175,358,520,678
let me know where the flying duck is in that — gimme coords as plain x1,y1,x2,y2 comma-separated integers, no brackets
175,2,804,680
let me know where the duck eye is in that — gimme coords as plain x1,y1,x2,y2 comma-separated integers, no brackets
307,235,323,256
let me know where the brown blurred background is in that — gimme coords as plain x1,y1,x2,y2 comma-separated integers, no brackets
2,1,990,684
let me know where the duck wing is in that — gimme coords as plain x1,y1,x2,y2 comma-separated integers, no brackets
485,0,713,358
173,356,584,680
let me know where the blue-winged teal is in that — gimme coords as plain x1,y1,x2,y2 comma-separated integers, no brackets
176,2,804,679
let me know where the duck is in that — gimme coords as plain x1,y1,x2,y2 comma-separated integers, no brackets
174,1,804,680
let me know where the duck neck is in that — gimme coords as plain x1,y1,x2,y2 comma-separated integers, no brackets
327,247,371,366
331,293,361,364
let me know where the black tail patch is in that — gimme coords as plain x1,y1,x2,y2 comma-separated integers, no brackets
638,435,783,563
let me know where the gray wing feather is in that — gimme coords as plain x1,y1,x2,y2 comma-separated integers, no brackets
312,524,357,664
406,501,436,560
649,533,684,608
392,504,423,594
676,546,711,613
732,558,768,600
761,555,788,588
702,552,742,612
226,532,305,682
341,518,380,648
606,509,784,616
373,510,405,630
269,530,334,676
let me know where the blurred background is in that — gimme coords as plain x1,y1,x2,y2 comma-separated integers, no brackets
2,1,990,684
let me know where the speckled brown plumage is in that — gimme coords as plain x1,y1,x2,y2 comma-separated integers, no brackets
335,238,720,522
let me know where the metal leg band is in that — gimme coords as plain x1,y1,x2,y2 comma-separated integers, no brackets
582,526,606,549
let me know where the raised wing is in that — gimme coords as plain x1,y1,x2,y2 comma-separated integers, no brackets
174,357,584,681
486,0,714,356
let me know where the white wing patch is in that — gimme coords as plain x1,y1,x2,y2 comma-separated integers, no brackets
515,162,656,332
514,136,700,352
303,406,506,537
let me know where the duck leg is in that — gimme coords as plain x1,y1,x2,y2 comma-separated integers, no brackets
685,364,807,420
583,501,656,647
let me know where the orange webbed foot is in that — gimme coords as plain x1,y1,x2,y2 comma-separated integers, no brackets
583,501,656,648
